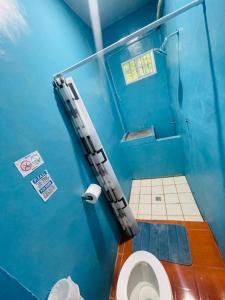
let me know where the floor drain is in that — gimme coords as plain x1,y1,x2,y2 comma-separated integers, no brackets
155,196,162,202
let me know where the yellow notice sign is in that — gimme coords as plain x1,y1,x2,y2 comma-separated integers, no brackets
121,50,157,85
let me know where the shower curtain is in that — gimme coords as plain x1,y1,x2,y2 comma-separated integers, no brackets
53,76,139,238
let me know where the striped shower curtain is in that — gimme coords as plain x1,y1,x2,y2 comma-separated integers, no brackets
53,76,139,238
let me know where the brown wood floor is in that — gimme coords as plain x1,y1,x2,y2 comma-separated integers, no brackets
109,221,225,300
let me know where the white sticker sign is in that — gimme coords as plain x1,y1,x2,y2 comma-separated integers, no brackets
14,151,44,177
31,170,57,202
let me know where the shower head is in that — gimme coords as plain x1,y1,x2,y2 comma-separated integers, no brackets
153,29,180,57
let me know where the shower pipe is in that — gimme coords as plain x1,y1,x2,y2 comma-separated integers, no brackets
153,29,179,55
156,0,164,20
54,0,203,78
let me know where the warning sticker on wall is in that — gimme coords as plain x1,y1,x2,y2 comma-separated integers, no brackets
14,151,44,177
121,50,157,85
31,170,57,202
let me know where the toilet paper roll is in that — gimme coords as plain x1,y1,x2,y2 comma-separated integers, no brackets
82,184,101,204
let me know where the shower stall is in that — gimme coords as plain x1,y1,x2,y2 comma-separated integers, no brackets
53,0,218,237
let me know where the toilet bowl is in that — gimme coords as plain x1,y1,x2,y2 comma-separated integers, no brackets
116,251,173,300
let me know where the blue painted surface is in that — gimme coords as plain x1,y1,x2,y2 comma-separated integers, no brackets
122,135,184,179
106,34,175,138
0,267,38,300
102,1,184,180
0,0,132,299
0,1,225,300
163,0,225,257
104,2,176,138
103,1,157,47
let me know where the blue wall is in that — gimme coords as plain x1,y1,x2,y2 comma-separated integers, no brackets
103,1,184,180
0,0,131,299
1,2,224,300
0,267,38,300
104,1,176,138
163,0,225,257
106,33,175,138
103,1,157,47
121,135,184,179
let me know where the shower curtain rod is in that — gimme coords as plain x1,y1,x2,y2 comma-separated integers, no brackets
54,0,203,78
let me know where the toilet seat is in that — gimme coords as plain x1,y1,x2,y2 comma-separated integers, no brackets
116,251,173,300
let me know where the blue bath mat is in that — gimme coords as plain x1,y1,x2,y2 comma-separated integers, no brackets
133,222,192,265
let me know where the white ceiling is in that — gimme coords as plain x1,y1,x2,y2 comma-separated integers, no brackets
64,0,152,29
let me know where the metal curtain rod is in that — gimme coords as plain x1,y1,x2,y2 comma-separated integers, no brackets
54,0,203,78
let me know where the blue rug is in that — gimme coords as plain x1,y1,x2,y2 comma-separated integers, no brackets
133,222,192,265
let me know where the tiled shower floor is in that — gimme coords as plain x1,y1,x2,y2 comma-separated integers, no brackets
129,176,203,221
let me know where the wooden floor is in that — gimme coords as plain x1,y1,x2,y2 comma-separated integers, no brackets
109,221,225,300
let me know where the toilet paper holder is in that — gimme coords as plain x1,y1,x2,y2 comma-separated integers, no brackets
82,184,102,204
82,194,94,201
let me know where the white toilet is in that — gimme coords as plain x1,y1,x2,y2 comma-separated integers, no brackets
48,276,84,300
116,251,173,300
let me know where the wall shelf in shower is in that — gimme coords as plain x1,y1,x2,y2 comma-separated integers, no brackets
122,126,155,142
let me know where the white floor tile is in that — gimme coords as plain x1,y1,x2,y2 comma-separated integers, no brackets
151,215,168,220
167,215,184,221
174,176,187,184
163,185,177,194
140,186,151,195
162,177,175,185
132,180,141,187
140,194,151,203
178,193,195,203
151,178,163,186
152,204,166,215
165,193,179,203
152,194,165,203
130,203,139,216
140,179,151,186
130,176,203,222
176,183,191,193
138,203,151,215
129,195,139,204
137,214,152,220
181,203,201,216
152,185,163,195
131,186,141,195
166,204,183,215
184,215,203,221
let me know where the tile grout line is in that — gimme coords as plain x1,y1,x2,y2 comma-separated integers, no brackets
174,181,185,220
137,191,140,218
151,183,153,220
133,177,203,222
139,180,152,219
162,182,168,220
